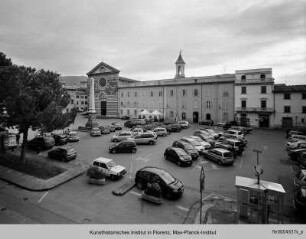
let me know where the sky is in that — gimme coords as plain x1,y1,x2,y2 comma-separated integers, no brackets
0,0,305,84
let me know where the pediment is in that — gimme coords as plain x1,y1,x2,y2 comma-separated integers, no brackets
87,62,120,76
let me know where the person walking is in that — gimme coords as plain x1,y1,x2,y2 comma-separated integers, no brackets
16,133,20,146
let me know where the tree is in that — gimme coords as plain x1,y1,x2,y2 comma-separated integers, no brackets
0,52,70,163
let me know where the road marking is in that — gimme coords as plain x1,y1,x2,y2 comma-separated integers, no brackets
129,191,142,197
38,191,48,204
175,205,189,211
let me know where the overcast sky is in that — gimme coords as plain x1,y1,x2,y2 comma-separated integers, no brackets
0,0,305,84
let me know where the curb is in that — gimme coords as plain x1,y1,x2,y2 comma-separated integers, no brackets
112,179,135,196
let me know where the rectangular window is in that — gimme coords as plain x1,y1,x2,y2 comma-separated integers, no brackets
120,102,123,107
182,89,186,96
284,93,290,100
302,93,306,100
241,100,246,108
85,96,87,99
71,100,74,104
241,86,246,94
135,92,137,97
127,109,130,115
284,106,291,113
194,89,198,96
223,91,229,97
170,111,174,118
134,102,137,107
261,100,266,109
159,91,162,97
170,89,174,97
76,95,79,98
151,91,154,97
120,109,123,115
303,106,306,114
261,86,267,94
207,101,211,109
134,110,137,116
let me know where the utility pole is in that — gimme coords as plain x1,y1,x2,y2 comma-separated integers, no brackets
199,166,205,224
253,149,263,184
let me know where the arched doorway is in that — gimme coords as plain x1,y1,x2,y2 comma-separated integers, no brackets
182,112,186,120
193,112,199,123
206,113,211,120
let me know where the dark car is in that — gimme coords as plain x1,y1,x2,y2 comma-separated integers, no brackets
135,166,184,199
167,123,182,132
109,140,137,154
27,136,55,150
48,147,77,162
52,133,68,146
172,140,199,160
288,148,306,161
299,152,306,169
111,122,122,130
164,147,192,167
121,115,130,120
199,120,213,126
124,119,146,128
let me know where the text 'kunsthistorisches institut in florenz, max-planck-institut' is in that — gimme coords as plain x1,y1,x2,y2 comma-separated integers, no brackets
61,52,306,129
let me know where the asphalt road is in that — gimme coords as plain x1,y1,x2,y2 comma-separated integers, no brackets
0,114,302,224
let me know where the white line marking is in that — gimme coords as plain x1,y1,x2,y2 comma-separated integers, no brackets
176,205,189,211
129,191,142,197
38,191,48,204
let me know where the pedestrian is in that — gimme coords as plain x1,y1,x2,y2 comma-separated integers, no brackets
16,133,20,146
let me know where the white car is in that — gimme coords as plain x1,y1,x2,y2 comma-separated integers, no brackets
187,136,212,150
178,121,189,129
130,127,144,136
200,128,219,139
111,131,134,142
92,157,127,180
221,129,245,140
181,137,205,154
90,127,102,136
67,131,80,142
153,127,168,137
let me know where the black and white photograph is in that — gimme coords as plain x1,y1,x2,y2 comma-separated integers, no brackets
0,0,305,238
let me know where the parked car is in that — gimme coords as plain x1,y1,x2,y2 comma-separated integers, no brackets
286,140,306,151
221,129,245,140
187,136,212,150
124,119,146,128
230,126,253,135
48,146,77,162
135,166,184,199
90,127,102,136
67,131,80,142
130,127,144,136
164,147,193,167
152,127,168,137
121,115,130,120
111,131,134,142
27,136,55,150
200,128,219,139
172,140,199,160
180,137,205,154
134,132,157,145
111,122,122,130
52,133,68,145
99,125,110,134
178,120,189,129
288,148,306,161
294,186,306,213
299,152,306,169
109,140,137,153
203,148,234,166
289,134,306,142
92,157,127,180
166,123,182,132
287,130,306,139
219,135,248,148
107,125,116,132
193,132,216,146
199,120,213,126
294,169,306,187
219,138,244,155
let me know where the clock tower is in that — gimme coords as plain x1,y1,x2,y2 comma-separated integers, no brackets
175,51,185,79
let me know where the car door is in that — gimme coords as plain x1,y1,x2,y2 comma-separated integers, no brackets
168,149,175,162
99,162,110,177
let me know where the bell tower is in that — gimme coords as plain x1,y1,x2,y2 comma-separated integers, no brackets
175,50,185,79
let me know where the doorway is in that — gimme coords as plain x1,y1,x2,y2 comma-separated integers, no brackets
193,111,199,123
259,114,269,128
101,101,107,116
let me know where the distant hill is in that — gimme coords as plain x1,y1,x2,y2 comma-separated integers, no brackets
59,76,87,86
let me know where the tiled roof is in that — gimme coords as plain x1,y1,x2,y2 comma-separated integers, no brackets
274,84,306,93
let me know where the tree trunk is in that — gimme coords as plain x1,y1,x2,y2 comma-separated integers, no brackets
19,127,29,164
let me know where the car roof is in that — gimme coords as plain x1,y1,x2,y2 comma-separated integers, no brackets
212,148,231,153
93,157,113,163
138,166,174,177
223,138,239,142
168,146,187,153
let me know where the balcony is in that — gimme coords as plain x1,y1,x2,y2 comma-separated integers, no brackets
235,107,274,114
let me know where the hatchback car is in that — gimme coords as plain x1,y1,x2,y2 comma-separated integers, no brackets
180,137,205,154
203,148,234,166
107,125,116,132
134,132,157,145
294,186,306,213
130,127,144,136
67,131,80,142
111,122,122,130
178,121,189,129
111,131,134,142
200,128,219,139
167,124,182,132
99,126,110,134
187,136,212,150
221,129,245,140
219,138,244,155
48,147,77,162
152,127,168,137
193,132,216,146
164,147,192,167
172,140,199,160
109,140,137,153
92,157,127,180
27,136,55,150
90,127,102,136
135,166,184,199
52,133,68,146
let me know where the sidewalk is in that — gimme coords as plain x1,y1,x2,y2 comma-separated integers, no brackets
0,149,86,191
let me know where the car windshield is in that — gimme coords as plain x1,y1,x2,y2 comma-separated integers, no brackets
157,170,176,184
224,152,232,157
66,148,75,154
106,161,116,167
174,148,187,156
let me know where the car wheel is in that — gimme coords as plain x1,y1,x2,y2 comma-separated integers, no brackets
218,160,222,166
112,149,117,154
113,139,119,142
149,141,154,145
136,180,145,190
163,133,167,137
110,175,116,180
164,154,167,160
131,148,136,153
164,191,172,199
177,161,181,166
